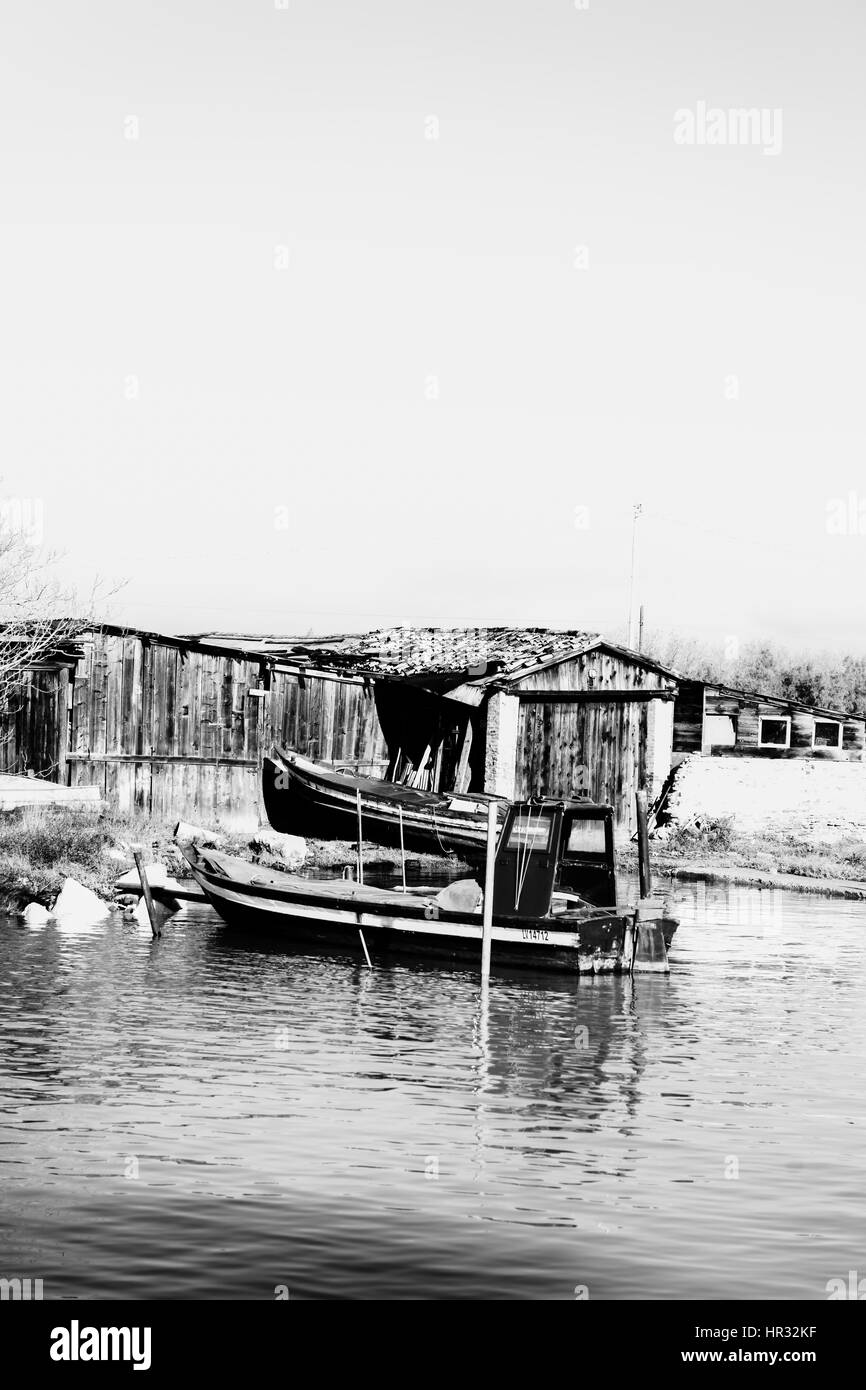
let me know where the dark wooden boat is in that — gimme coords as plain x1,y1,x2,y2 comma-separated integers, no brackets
183,798,678,975
262,745,507,857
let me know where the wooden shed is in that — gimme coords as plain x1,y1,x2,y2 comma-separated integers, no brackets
270,628,680,832
444,640,679,835
1,624,680,837
0,625,389,830
672,678,865,763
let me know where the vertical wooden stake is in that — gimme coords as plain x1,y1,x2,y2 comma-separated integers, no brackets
133,849,160,939
356,789,364,886
399,806,406,893
636,790,652,900
481,801,497,979
355,791,371,966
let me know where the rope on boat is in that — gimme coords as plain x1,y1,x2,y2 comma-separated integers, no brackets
514,802,546,910
431,807,449,856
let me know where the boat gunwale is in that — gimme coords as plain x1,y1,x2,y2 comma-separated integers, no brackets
186,847,628,935
266,751,498,829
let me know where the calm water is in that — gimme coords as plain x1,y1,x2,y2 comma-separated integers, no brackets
1,877,865,1300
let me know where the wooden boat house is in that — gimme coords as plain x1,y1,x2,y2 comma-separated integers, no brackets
672,679,865,764
0,624,680,835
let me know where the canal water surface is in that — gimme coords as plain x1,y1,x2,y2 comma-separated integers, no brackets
1,880,864,1299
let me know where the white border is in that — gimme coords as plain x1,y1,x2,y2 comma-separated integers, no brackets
812,718,842,750
758,714,791,749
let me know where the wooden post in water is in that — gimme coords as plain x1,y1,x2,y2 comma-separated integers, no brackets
356,789,364,886
398,806,406,893
354,789,372,967
133,849,160,939
481,802,497,979
636,790,652,900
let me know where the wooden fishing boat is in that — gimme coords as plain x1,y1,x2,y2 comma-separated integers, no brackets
183,798,677,975
262,745,507,857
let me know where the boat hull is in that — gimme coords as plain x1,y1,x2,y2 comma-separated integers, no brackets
182,848,666,975
262,749,502,858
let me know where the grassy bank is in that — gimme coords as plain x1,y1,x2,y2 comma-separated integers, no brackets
0,808,465,915
620,816,866,884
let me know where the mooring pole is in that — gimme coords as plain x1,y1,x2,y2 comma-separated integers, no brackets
358,929,373,969
354,790,372,966
627,502,643,648
398,806,406,892
356,789,364,886
481,801,497,979
636,790,652,900
133,849,160,939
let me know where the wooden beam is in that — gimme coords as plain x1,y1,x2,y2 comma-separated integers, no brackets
65,753,259,767
515,689,676,704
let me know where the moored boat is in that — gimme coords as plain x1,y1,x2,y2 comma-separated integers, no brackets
183,797,678,975
262,745,506,857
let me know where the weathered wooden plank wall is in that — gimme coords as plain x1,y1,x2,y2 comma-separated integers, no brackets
510,648,672,833
269,668,388,773
672,679,704,754
0,669,69,777
514,699,649,834
516,648,674,695
53,634,390,827
674,682,866,760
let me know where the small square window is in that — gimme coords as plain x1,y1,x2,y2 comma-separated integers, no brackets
507,816,553,852
566,818,608,855
705,714,736,747
813,720,842,749
758,716,790,748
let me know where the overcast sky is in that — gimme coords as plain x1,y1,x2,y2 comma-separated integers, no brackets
1,1,864,651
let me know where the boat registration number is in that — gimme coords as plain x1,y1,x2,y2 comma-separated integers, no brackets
521,928,549,942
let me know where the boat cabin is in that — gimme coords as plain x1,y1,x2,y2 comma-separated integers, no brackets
493,799,617,919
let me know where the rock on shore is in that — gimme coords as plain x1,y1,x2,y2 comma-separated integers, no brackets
52,878,111,922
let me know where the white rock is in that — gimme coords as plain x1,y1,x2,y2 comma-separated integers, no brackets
253,829,307,867
22,902,51,925
174,820,223,847
279,835,307,868
114,864,169,892
52,878,111,922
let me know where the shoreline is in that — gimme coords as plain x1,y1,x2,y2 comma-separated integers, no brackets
618,846,866,900
2,805,866,914
656,861,866,900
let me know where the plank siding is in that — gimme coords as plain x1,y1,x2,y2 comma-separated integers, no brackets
513,697,651,834
509,648,678,833
672,679,704,753
675,679,865,761
0,632,391,827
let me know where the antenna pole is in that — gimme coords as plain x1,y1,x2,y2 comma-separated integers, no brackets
627,503,643,647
